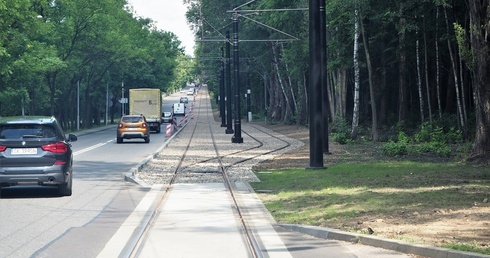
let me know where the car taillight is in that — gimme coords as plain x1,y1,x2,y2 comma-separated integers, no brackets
0,145,6,152
42,142,68,153
142,123,147,128
118,123,123,128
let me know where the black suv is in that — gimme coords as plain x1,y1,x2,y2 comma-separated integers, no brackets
0,116,77,196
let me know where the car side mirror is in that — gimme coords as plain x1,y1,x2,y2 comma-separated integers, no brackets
67,134,78,142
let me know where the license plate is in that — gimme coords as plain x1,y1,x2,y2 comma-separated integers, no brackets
11,148,38,155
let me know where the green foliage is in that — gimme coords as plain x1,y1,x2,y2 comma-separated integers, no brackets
383,124,461,158
381,140,409,156
0,87,30,116
331,117,351,145
0,0,190,128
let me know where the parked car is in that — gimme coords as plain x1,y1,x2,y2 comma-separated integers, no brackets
161,111,173,123
116,115,150,143
0,116,77,196
180,97,189,103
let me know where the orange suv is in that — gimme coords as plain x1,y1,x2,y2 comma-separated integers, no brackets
116,115,150,143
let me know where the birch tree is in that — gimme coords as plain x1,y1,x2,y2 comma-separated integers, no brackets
416,24,425,122
351,8,360,139
443,7,465,136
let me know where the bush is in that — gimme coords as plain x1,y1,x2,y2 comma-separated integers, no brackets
332,132,349,144
331,117,351,145
414,122,432,142
416,142,452,157
446,127,463,143
383,126,456,158
382,141,409,156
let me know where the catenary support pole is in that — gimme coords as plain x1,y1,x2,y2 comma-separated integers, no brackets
308,0,324,168
225,31,234,134
320,0,329,154
220,47,226,127
232,11,243,143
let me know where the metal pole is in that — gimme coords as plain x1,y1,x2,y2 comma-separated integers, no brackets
77,81,80,131
121,81,124,116
308,0,324,168
320,0,329,154
220,47,226,127
106,83,108,125
247,89,251,122
232,11,243,143
264,73,267,125
225,31,234,134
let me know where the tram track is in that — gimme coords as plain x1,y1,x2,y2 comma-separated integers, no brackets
122,86,298,258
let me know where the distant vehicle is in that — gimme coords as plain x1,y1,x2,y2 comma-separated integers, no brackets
180,97,189,103
161,111,173,123
117,115,150,143
179,89,186,93
0,116,77,196
172,103,186,116
129,88,162,133
187,88,195,95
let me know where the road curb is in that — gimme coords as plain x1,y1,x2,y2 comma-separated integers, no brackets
278,224,489,258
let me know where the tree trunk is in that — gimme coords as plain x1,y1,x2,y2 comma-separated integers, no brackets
360,16,379,142
281,44,298,118
416,27,425,123
271,44,292,122
423,15,433,125
435,6,443,120
398,1,408,123
458,48,468,129
338,69,347,119
444,8,466,136
351,8,360,139
327,72,336,123
468,0,490,163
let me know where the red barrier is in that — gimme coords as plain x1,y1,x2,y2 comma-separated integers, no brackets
166,123,172,137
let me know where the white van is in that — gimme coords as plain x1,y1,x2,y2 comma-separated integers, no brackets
172,103,186,115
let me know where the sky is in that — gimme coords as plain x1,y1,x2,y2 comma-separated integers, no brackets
128,0,195,56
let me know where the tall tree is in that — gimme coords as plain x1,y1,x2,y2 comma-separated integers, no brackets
467,0,490,163
351,8,360,139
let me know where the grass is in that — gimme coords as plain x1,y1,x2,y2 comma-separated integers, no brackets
251,161,490,255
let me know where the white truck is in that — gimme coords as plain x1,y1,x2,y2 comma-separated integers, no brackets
172,103,186,116
129,88,162,133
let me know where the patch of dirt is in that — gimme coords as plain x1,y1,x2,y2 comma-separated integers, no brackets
250,121,490,252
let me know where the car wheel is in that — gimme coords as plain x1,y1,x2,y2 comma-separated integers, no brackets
156,127,161,133
58,174,72,196
117,137,123,143
145,136,150,143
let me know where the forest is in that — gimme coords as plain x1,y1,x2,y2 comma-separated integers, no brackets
0,0,195,129
184,0,490,163
1,0,488,162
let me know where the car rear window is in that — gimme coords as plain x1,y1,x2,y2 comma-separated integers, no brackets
122,116,143,123
0,125,58,139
